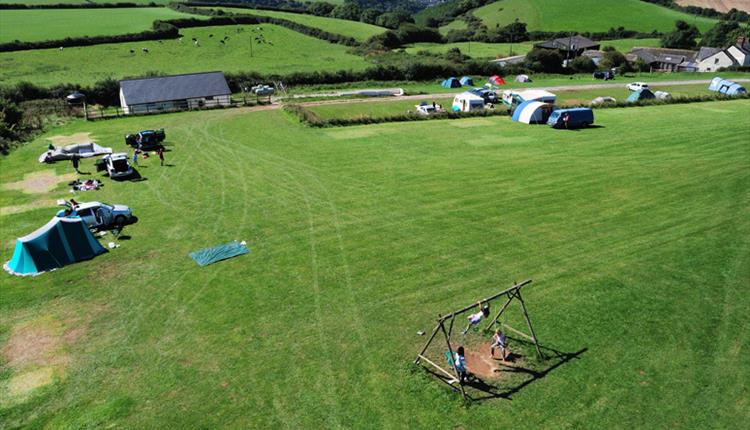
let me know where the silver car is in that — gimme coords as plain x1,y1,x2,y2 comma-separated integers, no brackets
58,201,133,229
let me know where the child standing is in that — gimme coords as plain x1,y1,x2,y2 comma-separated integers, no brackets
490,329,508,361
454,346,468,383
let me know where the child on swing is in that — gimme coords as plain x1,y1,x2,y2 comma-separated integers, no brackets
462,301,490,335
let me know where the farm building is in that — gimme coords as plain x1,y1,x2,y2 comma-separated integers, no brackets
626,47,698,72
698,37,750,72
533,35,599,58
119,71,231,115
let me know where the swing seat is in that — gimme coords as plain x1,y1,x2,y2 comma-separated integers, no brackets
444,351,454,368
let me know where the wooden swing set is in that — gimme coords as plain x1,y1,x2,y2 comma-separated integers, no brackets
414,279,542,399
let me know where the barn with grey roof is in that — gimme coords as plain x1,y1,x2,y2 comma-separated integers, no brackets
119,71,231,115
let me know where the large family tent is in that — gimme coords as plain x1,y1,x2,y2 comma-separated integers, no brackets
627,89,656,103
459,76,474,86
512,101,554,124
441,77,462,88
488,75,506,85
4,217,105,276
708,77,747,96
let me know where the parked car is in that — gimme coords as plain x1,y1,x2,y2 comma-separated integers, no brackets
547,108,595,129
626,82,649,91
467,88,499,104
415,104,438,115
57,200,134,230
96,153,133,179
593,71,615,80
125,129,165,150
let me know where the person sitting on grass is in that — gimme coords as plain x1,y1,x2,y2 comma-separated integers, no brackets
462,301,490,335
490,329,508,361
454,346,469,383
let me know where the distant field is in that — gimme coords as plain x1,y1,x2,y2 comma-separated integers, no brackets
0,25,371,86
204,7,387,41
440,0,721,34
0,8,201,43
406,38,661,59
676,0,750,13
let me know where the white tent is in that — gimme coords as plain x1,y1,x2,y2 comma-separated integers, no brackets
515,74,531,82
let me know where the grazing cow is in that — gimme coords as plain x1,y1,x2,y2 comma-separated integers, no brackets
142,48,149,53
209,34,213,38
179,38,183,42
194,40,199,46
129,49,135,54
223,36,229,41
220,40,225,45
191,37,197,41
59,46,64,51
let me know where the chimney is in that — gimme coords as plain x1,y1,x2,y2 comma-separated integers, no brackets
738,36,747,47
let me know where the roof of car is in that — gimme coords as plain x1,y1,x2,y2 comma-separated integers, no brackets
75,201,103,210
110,153,129,159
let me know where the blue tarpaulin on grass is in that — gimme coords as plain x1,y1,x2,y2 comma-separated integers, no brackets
189,240,249,266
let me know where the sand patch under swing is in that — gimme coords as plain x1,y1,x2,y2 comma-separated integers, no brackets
462,342,524,380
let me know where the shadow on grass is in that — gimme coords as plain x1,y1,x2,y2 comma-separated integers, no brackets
420,339,587,402
465,340,588,402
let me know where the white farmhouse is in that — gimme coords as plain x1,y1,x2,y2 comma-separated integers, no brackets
119,71,232,115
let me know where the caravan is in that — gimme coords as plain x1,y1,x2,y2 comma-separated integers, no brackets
452,92,485,112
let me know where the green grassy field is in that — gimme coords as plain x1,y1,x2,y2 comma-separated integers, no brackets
0,24,371,86
406,38,661,59
440,0,721,34
205,7,387,41
0,8,202,43
1,99,749,428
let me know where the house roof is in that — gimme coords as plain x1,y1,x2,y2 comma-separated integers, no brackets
628,47,697,65
120,71,231,106
730,41,750,56
697,47,722,62
534,35,599,51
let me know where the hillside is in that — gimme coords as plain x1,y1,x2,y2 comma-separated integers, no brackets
439,0,721,34
205,7,387,41
675,0,750,13
0,8,202,43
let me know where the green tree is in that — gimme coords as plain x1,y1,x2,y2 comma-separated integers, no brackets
524,48,564,73
331,2,362,21
660,20,700,49
360,8,381,24
570,56,596,73
307,2,335,16
375,9,414,29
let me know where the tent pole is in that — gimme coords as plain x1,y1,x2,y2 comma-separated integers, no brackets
517,290,543,359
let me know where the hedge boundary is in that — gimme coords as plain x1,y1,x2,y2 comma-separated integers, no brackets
285,93,750,128
0,2,157,9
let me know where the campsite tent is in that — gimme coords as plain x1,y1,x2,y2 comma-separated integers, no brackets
511,101,554,124
39,142,112,163
488,75,506,85
627,89,656,103
4,217,105,276
441,77,462,88
459,76,474,86
708,77,747,96
515,74,531,82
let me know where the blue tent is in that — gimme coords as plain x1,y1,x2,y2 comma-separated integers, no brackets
708,77,747,96
511,100,550,124
441,77,461,88
4,217,105,276
627,89,656,103
459,76,474,86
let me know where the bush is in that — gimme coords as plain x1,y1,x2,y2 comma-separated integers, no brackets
570,56,596,73
660,20,700,49
524,48,564,73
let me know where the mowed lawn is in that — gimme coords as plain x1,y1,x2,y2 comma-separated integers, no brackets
0,25,371,86
1,100,749,428
406,38,661,59
0,8,202,43
441,0,721,33
206,7,387,41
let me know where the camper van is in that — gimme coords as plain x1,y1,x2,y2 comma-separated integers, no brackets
502,90,556,109
547,108,594,129
452,92,485,112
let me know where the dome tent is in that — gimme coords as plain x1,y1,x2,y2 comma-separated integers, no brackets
488,75,506,85
627,89,656,103
441,77,462,88
459,76,474,86
4,217,105,276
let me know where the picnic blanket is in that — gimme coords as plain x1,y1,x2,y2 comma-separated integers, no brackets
189,240,249,267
